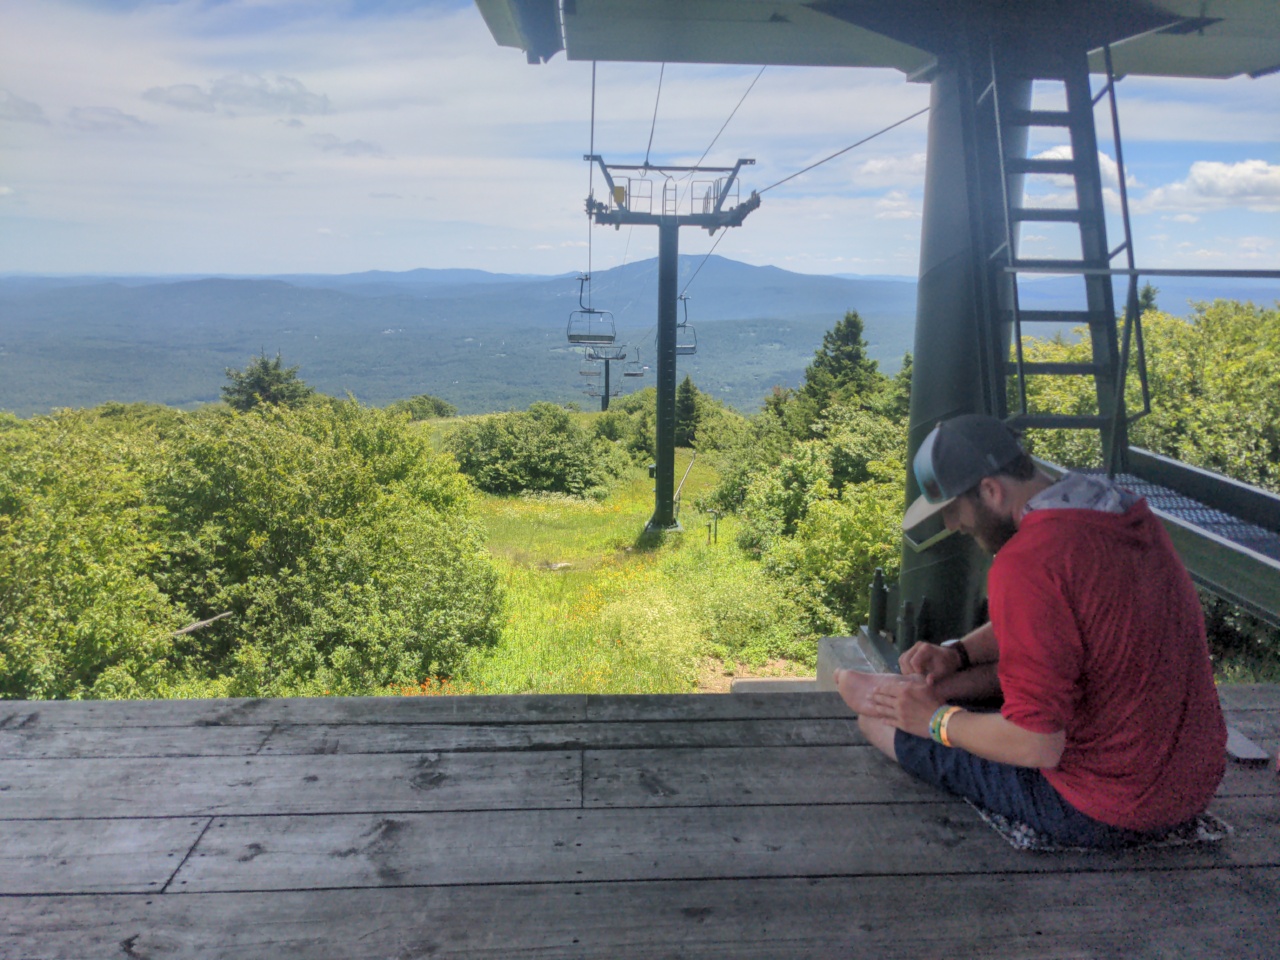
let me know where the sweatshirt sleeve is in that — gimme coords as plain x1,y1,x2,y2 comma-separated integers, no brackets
990,523,1084,735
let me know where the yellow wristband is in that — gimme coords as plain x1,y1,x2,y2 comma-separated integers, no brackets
938,706,962,748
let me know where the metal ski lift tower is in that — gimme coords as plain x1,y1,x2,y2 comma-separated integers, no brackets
585,156,760,531
585,344,628,411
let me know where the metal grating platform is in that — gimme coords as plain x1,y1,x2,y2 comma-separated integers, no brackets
1086,470,1280,561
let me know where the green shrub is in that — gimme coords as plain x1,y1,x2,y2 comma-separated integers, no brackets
386,393,458,420
447,402,629,497
0,399,505,700
0,412,184,699
149,400,502,695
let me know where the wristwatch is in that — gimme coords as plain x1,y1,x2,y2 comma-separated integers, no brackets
941,637,971,671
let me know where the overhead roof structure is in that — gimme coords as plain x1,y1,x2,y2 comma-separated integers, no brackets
476,0,1280,78
475,0,1280,634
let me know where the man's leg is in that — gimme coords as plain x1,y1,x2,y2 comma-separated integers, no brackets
857,714,898,761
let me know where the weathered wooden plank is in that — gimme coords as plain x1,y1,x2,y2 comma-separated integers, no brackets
0,817,208,895
0,751,580,819
0,723,272,760
2,684,1265,730
586,692,852,722
1221,709,1280,745
0,694,588,730
258,718,865,757
0,717,865,760
585,744,1277,805
166,796,1279,893
7,868,1278,960
1218,760,1280,798
1216,684,1280,711
584,745,939,807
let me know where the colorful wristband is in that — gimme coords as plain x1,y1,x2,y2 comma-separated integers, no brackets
929,705,949,744
930,705,961,746
939,706,962,748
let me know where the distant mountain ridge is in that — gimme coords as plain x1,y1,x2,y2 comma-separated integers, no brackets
1,257,1275,417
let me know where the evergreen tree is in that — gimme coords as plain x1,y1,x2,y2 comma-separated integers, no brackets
800,310,884,411
386,394,457,420
222,352,315,412
675,375,700,447
1138,282,1160,315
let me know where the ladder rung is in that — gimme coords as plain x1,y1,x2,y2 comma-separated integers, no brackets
1008,414,1110,430
1006,157,1077,175
1015,310,1095,325
1008,361,1100,377
1010,207,1083,223
1008,108,1073,127
1012,258,1092,270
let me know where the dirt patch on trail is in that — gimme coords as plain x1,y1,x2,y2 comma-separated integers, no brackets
694,656,812,693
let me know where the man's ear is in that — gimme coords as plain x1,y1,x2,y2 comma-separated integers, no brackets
978,475,1007,508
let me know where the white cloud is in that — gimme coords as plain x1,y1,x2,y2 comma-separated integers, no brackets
874,190,918,220
67,105,151,133
1165,213,1199,223
0,0,1273,276
0,89,49,124
1024,146,1139,190
1135,160,1280,213
0,185,13,196
143,73,331,116
853,153,927,186
312,134,386,158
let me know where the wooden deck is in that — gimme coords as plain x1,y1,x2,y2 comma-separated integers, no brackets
3,686,1278,959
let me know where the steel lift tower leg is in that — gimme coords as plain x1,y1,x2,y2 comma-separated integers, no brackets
649,220,680,531
896,56,1030,648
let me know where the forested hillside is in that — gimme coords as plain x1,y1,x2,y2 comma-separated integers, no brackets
6,258,1273,418
0,258,917,416
1,297,1278,701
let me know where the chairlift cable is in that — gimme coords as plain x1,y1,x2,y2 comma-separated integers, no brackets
587,61,597,307
680,66,766,187
757,106,929,195
644,63,665,169
679,228,730,299
676,104,929,301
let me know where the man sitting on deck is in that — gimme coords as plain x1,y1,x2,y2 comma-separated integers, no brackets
836,414,1226,849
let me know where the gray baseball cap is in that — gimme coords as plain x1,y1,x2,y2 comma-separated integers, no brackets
902,415,1025,530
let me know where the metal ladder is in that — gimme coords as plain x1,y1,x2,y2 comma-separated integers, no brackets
971,45,1150,474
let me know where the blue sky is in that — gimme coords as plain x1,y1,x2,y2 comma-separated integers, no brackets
1,0,1277,278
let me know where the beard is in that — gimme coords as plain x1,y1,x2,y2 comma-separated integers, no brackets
971,498,1019,553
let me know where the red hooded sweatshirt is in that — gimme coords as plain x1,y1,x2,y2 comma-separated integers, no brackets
989,497,1226,831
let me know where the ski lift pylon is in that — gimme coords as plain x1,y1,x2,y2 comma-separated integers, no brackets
566,274,616,345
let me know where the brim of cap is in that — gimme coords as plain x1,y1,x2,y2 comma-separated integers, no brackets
902,492,954,531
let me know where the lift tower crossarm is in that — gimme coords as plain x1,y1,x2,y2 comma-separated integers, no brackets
584,156,758,233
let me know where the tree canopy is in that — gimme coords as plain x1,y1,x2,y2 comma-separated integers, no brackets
1,401,502,699
222,352,315,411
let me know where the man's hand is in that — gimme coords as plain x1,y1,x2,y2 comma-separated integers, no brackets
899,641,963,685
868,676,945,739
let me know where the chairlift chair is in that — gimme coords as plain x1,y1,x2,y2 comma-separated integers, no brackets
675,294,696,356
675,325,698,356
623,348,645,378
566,274,616,345
586,345,627,363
